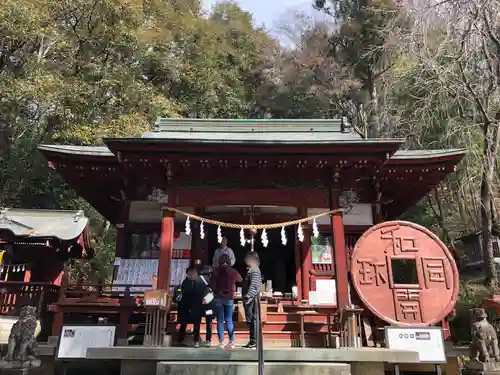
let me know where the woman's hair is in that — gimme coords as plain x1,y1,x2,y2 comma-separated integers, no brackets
186,265,197,274
245,251,260,265
218,254,231,266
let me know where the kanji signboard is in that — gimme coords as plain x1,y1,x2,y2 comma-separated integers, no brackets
351,221,459,326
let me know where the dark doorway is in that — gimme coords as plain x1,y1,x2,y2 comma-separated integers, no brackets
207,226,296,293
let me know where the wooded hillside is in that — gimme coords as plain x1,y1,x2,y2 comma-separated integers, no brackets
1,0,499,285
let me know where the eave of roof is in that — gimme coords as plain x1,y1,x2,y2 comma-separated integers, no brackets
38,144,466,162
38,144,115,157
390,149,467,160
0,208,89,241
104,136,406,146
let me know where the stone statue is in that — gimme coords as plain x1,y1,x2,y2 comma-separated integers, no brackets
470,308,500,363
0,305,41,369
463,307,500,375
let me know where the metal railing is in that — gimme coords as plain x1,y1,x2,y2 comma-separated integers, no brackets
256,297,264,375
0,281,59,315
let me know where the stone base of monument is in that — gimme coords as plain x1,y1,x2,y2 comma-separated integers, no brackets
0,358,42,375
0,358,42,369
463,359,500,375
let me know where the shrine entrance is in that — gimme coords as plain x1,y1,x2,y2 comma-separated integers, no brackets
207,227,297,294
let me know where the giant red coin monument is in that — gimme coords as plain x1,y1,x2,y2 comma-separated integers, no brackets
351,221,459,327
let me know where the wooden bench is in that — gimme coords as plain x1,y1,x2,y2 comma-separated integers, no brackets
297,310,336,348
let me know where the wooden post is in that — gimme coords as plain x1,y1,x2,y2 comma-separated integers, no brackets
329,187,349,310
299,207,312,301
158,210,175,291
115,228,128,257
372,181,383,224
51,310,63,337
294,232,303,301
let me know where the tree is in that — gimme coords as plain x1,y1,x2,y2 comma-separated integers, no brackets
314,0,407,137
383,0,500,286
0,0,277,279
256,12,355,120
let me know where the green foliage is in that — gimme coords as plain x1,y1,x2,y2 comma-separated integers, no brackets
0,0,272,280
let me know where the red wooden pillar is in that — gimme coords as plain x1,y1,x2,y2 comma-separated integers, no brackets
51,310,63,337
298,207,312,301
158,210,175,291
372,203,383,224
329,187,349,310
372,182,383,224
115,228,128,258
294,232,303,301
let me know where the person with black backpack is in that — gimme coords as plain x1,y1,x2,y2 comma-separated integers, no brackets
198,264,216,347
177,265,206,347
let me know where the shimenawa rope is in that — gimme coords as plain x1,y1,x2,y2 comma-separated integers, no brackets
161,206,344,230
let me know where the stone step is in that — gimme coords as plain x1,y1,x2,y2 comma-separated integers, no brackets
166,321,334,333
156,361,351,375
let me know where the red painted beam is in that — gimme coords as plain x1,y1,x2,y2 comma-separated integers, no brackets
171,189,330,207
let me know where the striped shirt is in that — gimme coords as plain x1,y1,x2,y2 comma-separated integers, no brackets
212,246,236,267
243,267,262,301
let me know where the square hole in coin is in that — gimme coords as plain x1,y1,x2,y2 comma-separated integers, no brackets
391,258,418,285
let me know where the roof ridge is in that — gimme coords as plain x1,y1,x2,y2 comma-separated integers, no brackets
153,117,351,134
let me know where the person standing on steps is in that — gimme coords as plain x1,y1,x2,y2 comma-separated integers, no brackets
213,254,242,349
177,265,206,347
199,264,216,347
242,251,262,349
212,237,235,268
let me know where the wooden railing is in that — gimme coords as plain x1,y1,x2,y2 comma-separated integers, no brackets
0,282,59,316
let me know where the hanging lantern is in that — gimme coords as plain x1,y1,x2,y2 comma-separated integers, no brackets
281,226,287,245
217,226,223,244
312,218,319,238
298,223,304,243
200,221,205,239
240,228,246,247
261,228,269,248
185,216,191,236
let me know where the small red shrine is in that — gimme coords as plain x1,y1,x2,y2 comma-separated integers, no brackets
37,118,464,346
0,208,93,339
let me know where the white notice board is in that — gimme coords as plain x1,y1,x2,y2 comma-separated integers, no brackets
57,325,116,360
309,279,337,306
385,326,446,363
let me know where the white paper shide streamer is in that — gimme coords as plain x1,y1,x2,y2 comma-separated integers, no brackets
281,226,287,245
297,223,304,243
185,216,191,236
200,221,205,239
240,228,246,247
312,218,319,238
217,226,223,244
261,228,269,248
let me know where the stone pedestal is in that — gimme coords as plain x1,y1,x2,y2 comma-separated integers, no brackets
464,360,500,375
0,369,31,375
157,362,351,375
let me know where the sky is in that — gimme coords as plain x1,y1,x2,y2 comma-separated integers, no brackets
202,0,315,31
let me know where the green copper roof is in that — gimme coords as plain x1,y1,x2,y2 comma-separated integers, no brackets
391,149,466,160
0,208,89,240
139,117,373,143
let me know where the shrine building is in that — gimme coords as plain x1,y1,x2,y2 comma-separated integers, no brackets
36,118,464,346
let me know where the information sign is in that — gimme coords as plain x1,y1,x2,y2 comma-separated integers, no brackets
385,326,446,363
56,325,116,360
